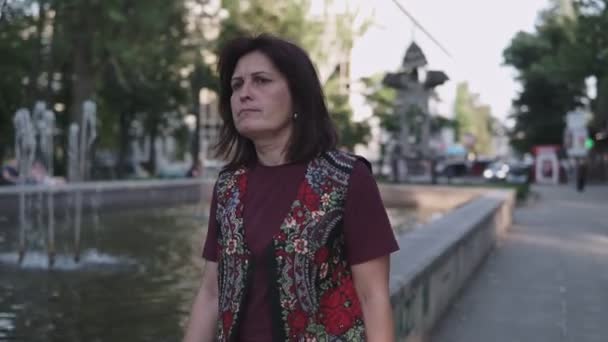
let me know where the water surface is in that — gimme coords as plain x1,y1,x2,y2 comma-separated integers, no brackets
0,203,426,341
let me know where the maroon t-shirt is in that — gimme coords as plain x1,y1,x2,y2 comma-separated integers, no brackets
202,159,399,341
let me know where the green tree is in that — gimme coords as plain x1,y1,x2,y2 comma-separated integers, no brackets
96,0,192,175
472,105,493,155
574,0,608,145
0,1,38,161
325,73,370,151
217,0,322,53
322,4,373,151
454,82,474,143
1,0,198,176
453,82,493,154
1,0,375,174
503,2,586,153
215,0,372,151
361,74,397,134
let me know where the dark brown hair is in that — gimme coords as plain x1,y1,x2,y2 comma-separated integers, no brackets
215,34,338,169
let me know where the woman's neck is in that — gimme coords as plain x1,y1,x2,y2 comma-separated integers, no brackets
254,141,289,166
252,125,293,166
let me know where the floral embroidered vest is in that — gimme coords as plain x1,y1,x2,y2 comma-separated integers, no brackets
214,150,366,341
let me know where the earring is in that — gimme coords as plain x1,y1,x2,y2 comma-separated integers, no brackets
293,112,299,120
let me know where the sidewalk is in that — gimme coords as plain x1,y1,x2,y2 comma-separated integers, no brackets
432,185,608,342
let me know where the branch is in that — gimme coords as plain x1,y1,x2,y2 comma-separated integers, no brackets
110,56,132,92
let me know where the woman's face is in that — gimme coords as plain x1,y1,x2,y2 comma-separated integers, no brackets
230,51,294,142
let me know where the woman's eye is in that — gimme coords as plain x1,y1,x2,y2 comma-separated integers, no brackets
254,77,270,84
231,82,242,90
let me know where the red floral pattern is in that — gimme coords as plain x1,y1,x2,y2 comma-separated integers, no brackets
214,151,365,341
214,167,251,342
321,287,347,309
314,247,329,264
319,280,362,334
322,307,354,335
222,311,233,333
294,239,309,254
277,232,287,242
287,309,308,336
301,181,320,211
236,173,247,193
273,153,365,340
292,206,306,224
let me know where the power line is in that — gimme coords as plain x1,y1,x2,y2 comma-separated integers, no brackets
389,0,452,58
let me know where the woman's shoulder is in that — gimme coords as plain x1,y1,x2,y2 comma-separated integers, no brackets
323,149,372,174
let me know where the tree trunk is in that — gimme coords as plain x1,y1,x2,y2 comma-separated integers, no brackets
148,115,158,176
596,75,608,131
26,0,48,104
69,40,94,127
191,89,201,171
68,0,94,127
117,110,133,178
45,0,60,102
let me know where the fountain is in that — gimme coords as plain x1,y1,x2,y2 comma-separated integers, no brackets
13,101,57,265
32,102,56,264
1,100,232,341
11,100,97,266
13,108,36,262
69,100,98,262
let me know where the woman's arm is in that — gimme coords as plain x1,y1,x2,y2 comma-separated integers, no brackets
183,261,219,342
352,255,395,342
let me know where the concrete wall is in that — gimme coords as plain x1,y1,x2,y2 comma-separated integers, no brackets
379,184,484,211
388,188,515,341
0,179,214,224
0,179,480,223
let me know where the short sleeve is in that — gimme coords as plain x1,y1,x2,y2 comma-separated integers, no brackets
343,159,399,265
202,184,219,262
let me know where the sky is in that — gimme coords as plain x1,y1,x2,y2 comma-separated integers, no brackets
312,0,552,124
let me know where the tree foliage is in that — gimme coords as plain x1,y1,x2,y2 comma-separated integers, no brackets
0,0,373,175
503,0,608,153
216,0,371,151
454,82,493,155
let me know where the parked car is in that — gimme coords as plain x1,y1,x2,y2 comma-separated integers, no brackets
483,162,510,181
436,160,468,178
483,162,531,184
506,163,532,184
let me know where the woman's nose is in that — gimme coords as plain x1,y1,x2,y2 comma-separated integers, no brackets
238,81,253,102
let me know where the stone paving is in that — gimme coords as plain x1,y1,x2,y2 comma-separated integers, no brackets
432,185,608,342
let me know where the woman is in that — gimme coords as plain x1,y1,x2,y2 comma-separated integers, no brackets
183,34,399,342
